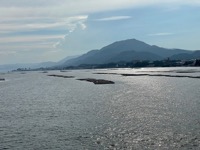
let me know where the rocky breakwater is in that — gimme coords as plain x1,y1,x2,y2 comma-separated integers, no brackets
47,74,75,78
77,78,115,84
121,73,200,79
0,78,5,81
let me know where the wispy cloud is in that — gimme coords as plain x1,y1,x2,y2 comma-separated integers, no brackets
54,16,88,49
95,16,132,21
0,51,16,55
148,32,175,36
0,15,88,56
54,24,86,49
0,16,88,33
1,1,200,18
0,35,65,43
0,0,200,64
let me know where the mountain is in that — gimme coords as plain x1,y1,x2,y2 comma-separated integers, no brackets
0,62,56,72
0,55,79,72
62,50,99,66
1,38,198,72
0,64,28,72
170,50,200,60
110,51,162,62
63,39,194,66
56,55,80,65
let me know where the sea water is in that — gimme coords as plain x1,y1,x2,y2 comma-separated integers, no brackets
0,67,200,149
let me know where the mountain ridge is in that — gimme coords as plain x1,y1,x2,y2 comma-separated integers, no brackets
1,38,199,71
63,38,196,66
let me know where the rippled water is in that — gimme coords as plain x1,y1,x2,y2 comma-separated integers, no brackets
0,67,200,149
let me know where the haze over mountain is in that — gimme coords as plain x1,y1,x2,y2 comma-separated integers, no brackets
170,51,200,60
63,38,195,66
0,55,79,72
1,38,199,72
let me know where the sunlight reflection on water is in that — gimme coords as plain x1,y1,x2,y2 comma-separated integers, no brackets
0,67,200,149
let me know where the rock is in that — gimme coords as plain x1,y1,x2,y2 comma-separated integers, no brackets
60,70,69,72
77,78,115,84
120,73,200,79
47,74,74,78
0,78,5,81
41,71,48,73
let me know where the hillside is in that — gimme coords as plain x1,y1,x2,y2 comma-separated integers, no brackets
63,39,194,66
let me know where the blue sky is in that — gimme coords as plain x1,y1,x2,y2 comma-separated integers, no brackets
0,0,200,64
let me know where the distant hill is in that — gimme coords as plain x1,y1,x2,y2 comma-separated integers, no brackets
170,50,200,60
0,62,57,72
0,55,80,72
56,55,80,65
63,38,195,66
62,50,99,66
110,51,162,62
1,38,199,71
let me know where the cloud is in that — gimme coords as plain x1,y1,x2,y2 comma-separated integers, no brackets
0,0,200,64
148,32,175,36
95,16,132,21
0,15,88,56
1,1,200,18
65,16,88,32
54,16,88,49
54,25,85,49
0,51,16,55
0,15,88,33
0,35,64,43
0,35,64,56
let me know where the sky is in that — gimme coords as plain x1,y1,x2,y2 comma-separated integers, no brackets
0,0,200,64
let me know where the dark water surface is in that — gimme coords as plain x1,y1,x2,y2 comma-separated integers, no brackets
0,67,200,149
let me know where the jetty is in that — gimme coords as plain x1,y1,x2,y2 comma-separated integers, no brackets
77,78,115,84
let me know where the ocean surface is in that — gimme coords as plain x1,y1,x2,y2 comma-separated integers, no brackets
0,67,200,149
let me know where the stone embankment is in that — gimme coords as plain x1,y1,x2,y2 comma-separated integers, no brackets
77,78,115,84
